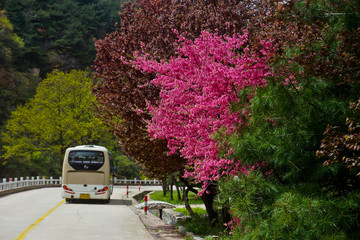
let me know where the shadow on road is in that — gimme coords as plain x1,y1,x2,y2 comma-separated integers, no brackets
108,199,132,205
64,199,132,205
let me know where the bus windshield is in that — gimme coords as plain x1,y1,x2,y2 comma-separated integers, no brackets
68,150,105,171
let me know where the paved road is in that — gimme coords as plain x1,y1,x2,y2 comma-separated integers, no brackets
0,185,162,240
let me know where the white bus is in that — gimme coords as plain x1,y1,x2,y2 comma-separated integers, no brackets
61,145,115,203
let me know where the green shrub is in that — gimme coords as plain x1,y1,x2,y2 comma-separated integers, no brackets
176,214,225,237
218,173,360,239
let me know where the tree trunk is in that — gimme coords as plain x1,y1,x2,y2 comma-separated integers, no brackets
161,177,167,197
183,186,186,201
172,175,182,201
221,201,231,226
170,176,174,201
201,183,218,227
179,178,218,225
183,187,195,218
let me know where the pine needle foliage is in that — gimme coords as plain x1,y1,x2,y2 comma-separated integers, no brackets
217,0,360,238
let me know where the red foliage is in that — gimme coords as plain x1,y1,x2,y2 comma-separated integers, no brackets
317,99,360,174
131,30,273,192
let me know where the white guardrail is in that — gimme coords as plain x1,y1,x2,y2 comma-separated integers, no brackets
0,177,161,192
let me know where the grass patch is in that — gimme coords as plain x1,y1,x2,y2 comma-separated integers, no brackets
149,190,203,205
174,207,207,216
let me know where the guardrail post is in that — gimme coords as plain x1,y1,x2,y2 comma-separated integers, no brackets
134,178,137,184
59,176,62,184
1,178,5,190
144,195,148,215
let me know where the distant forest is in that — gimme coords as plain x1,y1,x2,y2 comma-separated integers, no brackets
1,0,125,124
0,0,132,177
2,0,124,73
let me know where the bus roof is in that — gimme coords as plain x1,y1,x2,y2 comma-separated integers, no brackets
67,145,109,152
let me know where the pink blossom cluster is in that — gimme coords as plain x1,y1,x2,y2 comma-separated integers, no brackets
225,215,241,235
132,30,273,193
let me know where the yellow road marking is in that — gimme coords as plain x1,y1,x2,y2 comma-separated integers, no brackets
14,199,65,240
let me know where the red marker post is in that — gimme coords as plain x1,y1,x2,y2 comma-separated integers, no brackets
138,183,141,191
126,185,129,198
144,195,148,215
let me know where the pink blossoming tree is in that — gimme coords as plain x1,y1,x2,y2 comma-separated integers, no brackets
133,30,273,194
